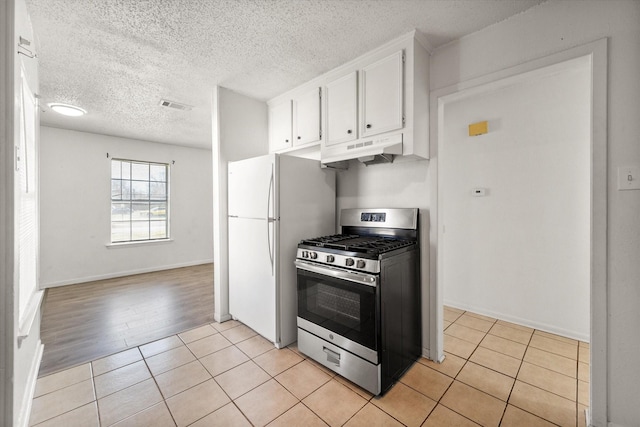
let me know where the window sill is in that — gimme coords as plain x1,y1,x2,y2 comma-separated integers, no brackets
106,239,173,249
18,289,45,346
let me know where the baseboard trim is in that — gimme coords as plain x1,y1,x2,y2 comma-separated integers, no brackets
583,407,590,426
444,300,589,342
421,347,430,360
41,259,214,288
215,312,232,323
422,347,445,363
17,341,43,427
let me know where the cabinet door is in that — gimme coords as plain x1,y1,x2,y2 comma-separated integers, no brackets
269,100,292,152
293,87,321,146
325,72,357,146
360,50,404,138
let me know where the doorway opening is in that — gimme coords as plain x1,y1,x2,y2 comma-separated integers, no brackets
431,39,607,425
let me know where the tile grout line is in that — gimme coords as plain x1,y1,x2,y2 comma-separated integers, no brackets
457,309,581,426
244,346,321,424
89,362,102,427
270,354,335,423
185,325,278,426
29,366,97,426
496,321,533,426
502,324,583,426
32,312,588,427
424,309,488,426
426,361,463,425
311,379,368,427
437,311,485,423
448,309,578,426
97,324,239,426
140,343,178,427
176,324,246,426
165,332,220,426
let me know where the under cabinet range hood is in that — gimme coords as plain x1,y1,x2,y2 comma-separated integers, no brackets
321,134,403,167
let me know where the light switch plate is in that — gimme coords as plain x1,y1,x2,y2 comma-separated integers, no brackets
618,166,640,190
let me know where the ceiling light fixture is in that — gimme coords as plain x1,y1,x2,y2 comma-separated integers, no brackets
49,103,87,117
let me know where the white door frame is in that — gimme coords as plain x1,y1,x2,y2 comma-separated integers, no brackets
1,1,16,425
429,39,607,425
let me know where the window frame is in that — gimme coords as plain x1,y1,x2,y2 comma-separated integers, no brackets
109,158,170,244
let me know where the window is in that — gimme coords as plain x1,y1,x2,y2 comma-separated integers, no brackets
18,67,43,337
111,159,169,243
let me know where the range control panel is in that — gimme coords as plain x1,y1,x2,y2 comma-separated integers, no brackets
296,249,380,274
360,212,386,222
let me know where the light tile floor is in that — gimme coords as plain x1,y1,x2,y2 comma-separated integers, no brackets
29,307,590,426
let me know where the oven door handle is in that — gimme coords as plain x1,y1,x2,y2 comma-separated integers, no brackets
294,260,378,287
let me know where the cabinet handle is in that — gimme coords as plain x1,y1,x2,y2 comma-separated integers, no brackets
297,136,301,139
285,139,289,143
347,129,352,134
366,124,372,129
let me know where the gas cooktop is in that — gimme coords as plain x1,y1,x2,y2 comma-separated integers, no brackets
299,234,416,255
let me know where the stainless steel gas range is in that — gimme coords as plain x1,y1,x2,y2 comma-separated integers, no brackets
295,208,421,395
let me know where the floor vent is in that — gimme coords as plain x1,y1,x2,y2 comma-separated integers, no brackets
159,99,193,111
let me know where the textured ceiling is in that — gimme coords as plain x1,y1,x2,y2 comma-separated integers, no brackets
25,0,545,149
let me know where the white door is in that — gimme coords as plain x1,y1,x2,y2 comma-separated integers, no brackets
228,154,275,219
228,217,277,342
325,71,358,146
293,87,321,146
360,50,404,138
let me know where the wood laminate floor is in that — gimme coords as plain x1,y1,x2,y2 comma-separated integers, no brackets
38,263,214,377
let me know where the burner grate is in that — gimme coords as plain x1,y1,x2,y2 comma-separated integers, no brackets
299,234,360,246
300,234,415,254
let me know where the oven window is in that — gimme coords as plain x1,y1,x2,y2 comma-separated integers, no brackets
315,283,361,329
297,269,377,350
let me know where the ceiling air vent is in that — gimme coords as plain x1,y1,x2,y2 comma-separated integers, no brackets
159,99,193,111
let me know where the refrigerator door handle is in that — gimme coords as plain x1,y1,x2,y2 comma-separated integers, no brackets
267,167,275,276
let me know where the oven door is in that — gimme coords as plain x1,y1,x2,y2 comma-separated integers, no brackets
295,259,379,363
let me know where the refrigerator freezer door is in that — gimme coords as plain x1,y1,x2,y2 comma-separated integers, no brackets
228,154,277,219
228,216,277,343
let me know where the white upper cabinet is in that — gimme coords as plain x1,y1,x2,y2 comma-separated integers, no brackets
325,72,358,147
269,100,292,152
267,31,429,162
269,88,321,153
360,51,404,138
293,87,321,146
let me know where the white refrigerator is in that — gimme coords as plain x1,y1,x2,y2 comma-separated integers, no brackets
228,153,335,348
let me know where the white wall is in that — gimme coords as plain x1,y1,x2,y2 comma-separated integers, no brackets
441,57,591,341
212,87,268,322
430,1,640,425
39,127,214,287
336,158,433,356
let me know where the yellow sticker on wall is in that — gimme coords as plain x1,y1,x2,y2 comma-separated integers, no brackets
469,121,488,136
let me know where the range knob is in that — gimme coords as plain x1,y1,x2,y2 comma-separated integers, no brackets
345,258,355,267
302,251,309,258
310,252,318,260
326,255,335,263
356,260,366,269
